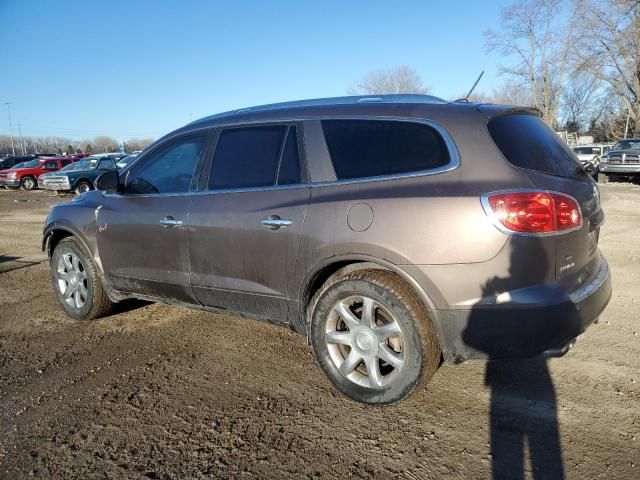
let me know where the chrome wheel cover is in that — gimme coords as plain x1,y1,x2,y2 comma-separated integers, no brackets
56,251,88,310
325,295,405,389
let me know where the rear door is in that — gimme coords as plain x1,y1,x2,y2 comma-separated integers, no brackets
96,131,210,302
488,113,604,287
187,124,310,321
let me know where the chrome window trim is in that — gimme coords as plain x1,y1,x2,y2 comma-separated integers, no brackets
103,116,460,198
480,188,584,237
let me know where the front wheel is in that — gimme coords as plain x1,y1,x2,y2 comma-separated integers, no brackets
50,237,113,320
20,176,36,190
75,180,92,195
309,269,441,404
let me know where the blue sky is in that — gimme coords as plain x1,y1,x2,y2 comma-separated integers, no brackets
0,0,508,141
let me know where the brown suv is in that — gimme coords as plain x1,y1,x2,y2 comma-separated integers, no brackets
43,95,611,404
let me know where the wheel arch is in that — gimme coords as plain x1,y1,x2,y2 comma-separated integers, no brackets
300,255,446,349
43,225,95,268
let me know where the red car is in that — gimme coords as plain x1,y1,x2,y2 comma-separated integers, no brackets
0,156,76,190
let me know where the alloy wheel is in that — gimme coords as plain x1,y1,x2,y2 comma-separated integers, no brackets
325,295,405,389
56,252,88,310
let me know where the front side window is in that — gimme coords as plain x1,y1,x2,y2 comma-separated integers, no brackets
322,120,451,180
44,161,58,170
209,125,290,189
125,134,205,194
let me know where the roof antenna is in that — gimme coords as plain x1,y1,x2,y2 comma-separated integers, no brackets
456,70,484,103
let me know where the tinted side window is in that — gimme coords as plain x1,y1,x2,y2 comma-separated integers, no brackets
125,135,205,194
277,127,301,185
98,159,116,170
209,126,286,189
61,159,72,167
488,114,582,180
322,120,450,180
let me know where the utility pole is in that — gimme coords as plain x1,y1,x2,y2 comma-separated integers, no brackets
4,102,15,156
18,121,25,154
624,109,631,139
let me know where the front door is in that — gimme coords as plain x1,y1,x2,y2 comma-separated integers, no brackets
188,124,310,321
96,131,210,302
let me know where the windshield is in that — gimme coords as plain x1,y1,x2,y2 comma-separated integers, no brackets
613,140,640,150
17,159,41,168
573,147,597,155
64,158,100,171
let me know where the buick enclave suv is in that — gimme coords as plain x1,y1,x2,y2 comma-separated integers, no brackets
43,95,611,404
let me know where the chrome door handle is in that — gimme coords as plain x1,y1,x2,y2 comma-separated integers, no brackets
160,216,183,228
262,215,292,230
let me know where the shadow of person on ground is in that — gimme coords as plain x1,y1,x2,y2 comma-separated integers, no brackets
463,237,565,480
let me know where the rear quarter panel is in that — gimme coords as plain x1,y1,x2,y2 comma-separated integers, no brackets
294,108,536,308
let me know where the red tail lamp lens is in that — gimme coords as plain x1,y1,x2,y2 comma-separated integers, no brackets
487,191,582,234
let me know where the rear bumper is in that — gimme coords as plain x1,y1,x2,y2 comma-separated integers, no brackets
434,255,612,363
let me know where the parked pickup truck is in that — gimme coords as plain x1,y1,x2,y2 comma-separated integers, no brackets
0,156,75,190
598,138,640,183
39,155,122,194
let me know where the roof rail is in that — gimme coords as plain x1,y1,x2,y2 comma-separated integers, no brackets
190,94,448,125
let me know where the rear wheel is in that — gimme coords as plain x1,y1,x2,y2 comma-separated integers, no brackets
20,176,36,190
309,269,441,404
50,237,113,320
74,180,92,195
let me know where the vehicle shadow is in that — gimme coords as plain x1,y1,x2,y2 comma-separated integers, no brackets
0,255,44,274
110,298,152,315
463,238,565,480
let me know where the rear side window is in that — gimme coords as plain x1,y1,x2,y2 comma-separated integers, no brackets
209,125,288,189
277,127,301,185
322,120,450,180
488,114,582,180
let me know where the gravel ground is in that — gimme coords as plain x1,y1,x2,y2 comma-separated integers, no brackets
0,184,638,479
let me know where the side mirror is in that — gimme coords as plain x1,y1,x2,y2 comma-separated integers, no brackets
95,170,120,191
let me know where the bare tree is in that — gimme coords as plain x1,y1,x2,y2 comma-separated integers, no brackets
486,0,577,124
560,73,601,132
573,0,639,135
348,66,430,95
125,137,155,152
92,136,118,153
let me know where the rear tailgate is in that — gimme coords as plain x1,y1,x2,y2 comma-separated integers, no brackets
487,112,604,290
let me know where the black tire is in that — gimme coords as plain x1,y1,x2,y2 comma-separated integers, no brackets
20,176,36,190
74,180,92,195
597,172,609,184
309,269,441,405
50,237,113,320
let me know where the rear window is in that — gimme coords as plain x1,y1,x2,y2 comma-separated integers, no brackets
488,114,582,180
322,120,450,180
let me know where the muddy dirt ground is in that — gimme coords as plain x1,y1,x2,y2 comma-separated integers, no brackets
0,184,638,479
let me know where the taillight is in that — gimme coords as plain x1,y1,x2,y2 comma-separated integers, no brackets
483,190,582,234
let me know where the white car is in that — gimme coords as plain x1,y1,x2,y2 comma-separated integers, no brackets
572,144,614,178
